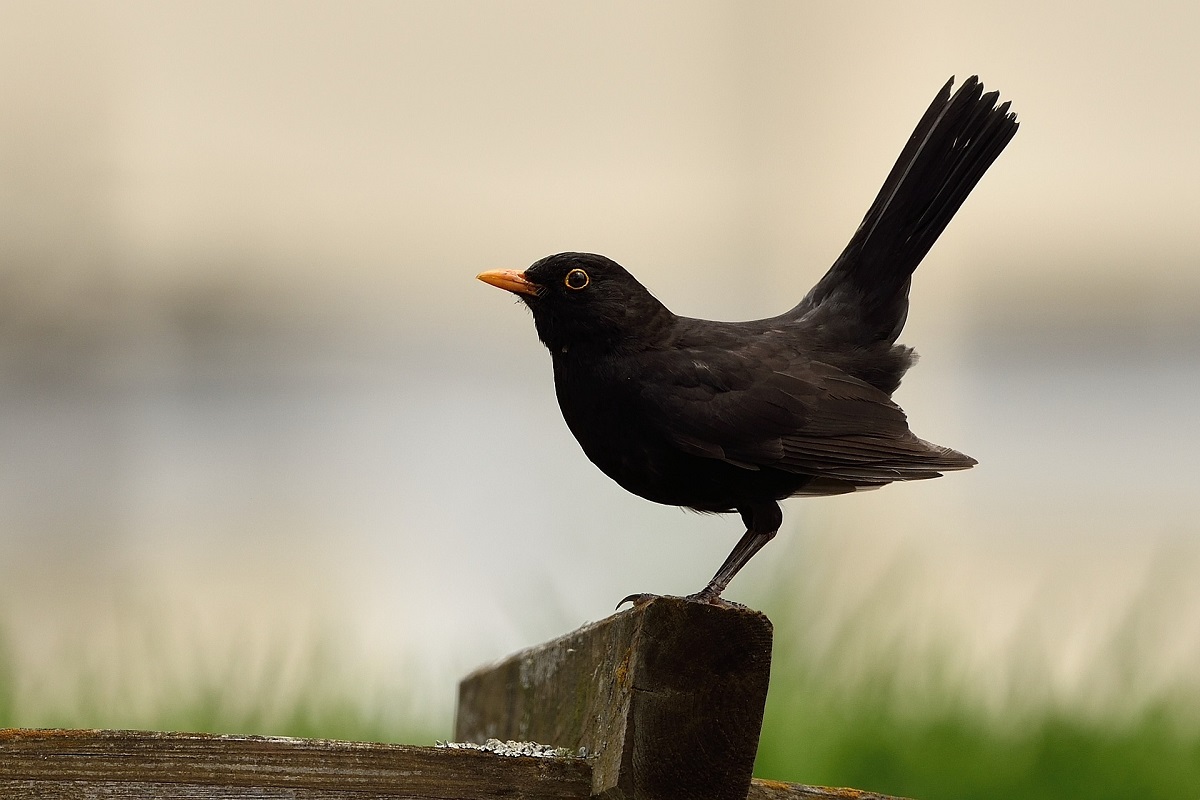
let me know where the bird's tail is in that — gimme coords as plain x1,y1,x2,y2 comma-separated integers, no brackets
792,76,1018,346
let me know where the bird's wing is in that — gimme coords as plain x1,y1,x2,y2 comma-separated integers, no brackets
635,339,973,485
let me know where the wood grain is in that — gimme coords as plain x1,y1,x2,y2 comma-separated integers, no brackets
748,778,913,800
456,596,774,800
0,728,591,799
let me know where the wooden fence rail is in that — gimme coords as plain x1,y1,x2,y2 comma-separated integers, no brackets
0,596,909,800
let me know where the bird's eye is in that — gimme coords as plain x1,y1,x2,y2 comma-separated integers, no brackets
564,269,590,290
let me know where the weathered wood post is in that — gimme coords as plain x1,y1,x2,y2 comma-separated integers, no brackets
457,596,773,800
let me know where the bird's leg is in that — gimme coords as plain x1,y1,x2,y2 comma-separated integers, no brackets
688,528,775,603
689,502,781,604
617,502,782,609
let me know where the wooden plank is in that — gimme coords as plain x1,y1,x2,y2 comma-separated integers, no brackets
0,783,389,799
0,729,592,800
456,595,773,800
748,778,913,800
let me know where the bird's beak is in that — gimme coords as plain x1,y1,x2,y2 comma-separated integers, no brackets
477,269,541,297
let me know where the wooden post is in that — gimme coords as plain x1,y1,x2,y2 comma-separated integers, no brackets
456,596,773,800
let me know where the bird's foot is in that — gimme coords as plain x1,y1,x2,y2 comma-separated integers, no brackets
616,590,748,611
684,589,748,610
615,592,661,610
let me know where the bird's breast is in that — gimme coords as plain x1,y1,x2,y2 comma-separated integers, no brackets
553,360,642,468
549,354,775,512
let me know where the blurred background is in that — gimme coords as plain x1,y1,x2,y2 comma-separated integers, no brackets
2,1,1199,796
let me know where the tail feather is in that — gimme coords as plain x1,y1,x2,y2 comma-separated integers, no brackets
793,76,1018,345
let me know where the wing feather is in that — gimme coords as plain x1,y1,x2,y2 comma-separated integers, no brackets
636,340,974,487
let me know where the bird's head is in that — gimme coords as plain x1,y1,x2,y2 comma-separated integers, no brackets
478,252,671,354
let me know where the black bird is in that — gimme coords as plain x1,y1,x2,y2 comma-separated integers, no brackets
479,76,1017,604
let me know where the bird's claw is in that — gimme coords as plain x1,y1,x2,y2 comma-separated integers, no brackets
615,592,661,610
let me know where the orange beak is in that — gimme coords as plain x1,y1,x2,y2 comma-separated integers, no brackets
477,269,541,297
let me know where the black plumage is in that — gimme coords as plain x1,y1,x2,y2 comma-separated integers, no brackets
478,76,1017,603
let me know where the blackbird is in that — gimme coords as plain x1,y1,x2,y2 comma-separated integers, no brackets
478,76,1017,604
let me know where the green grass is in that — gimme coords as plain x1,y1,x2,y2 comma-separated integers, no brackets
756,659,1200,799
749,551,1200,800
0,623,441,745
0,624,15,727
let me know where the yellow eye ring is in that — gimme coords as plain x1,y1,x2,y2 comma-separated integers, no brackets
564,269,589,290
